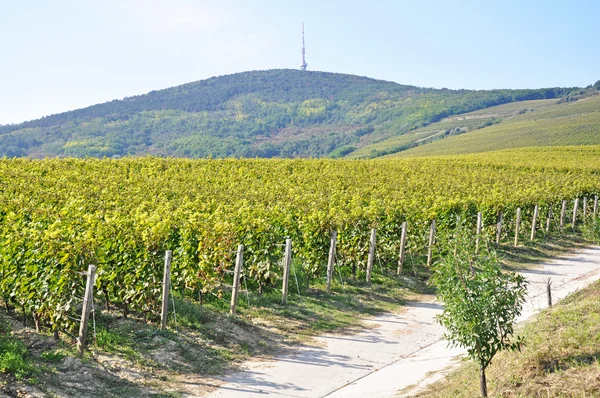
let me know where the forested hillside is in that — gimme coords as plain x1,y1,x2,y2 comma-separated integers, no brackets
0,69,575,158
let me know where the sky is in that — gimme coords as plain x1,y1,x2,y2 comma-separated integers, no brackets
1,0,599,125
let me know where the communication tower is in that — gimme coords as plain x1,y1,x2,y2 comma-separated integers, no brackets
301,23,308,71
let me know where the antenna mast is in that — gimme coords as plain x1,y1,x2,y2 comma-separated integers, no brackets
301,23,308,71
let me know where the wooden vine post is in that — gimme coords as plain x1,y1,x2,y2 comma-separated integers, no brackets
281,239,292,304
77,264,96,358
160,250,172,330
560,200,567,229
397,222,407,275
475,212,483,254
514,207,522,247
572,198,579,231
326,231,337,294
583,196,588,223
366,228,376,284
530,204,539,241
230,244,244,315
496,212,503,247
427,220,436,267
594,195,599,218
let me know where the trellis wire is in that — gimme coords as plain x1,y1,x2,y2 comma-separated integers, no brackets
170,286,178,329
243,274,250,307
334,252,346,289
291,262,301,297
91,290,98,358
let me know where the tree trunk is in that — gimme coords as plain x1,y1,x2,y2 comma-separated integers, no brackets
480,366,488,397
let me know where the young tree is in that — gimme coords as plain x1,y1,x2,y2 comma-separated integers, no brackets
431,235,527,397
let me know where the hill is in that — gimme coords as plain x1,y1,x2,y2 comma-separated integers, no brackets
386,90,600,158
0,69,575,158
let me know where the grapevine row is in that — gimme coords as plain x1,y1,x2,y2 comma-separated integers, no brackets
0,152,599,332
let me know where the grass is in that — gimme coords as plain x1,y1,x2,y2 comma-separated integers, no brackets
393,94,600,157
0,321,37,381
0,335,35,380
93,313,233,375
411,278,600,398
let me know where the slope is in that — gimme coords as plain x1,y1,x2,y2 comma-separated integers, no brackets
345,98,558,158
0,69,573,158
390,92,600,158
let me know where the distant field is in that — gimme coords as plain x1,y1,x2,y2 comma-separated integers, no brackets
391,94,600,157
456,98,557,116
446,145,600,171
346,99,557,158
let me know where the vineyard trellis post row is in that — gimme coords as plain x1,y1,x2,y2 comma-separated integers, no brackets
366,228,376,284
496,212,503,247
475,212,483,254
397,222,407,275
572,198,579,231
160,250,172,330
77,264,96,358
514,208,522,247
427,220,436,267
326,231,337,294
531,204,539,241
281,239,292,304
560,200,567,229
230,245,244,315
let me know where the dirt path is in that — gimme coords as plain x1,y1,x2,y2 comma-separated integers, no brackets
206,246,600,398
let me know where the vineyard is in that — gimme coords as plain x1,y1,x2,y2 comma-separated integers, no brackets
393,94,600,158
2,146,600,338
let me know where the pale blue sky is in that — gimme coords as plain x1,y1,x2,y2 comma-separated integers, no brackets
1,0,599,125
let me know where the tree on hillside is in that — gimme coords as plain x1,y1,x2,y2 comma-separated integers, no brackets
431,235,527,397
594,80,600,90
